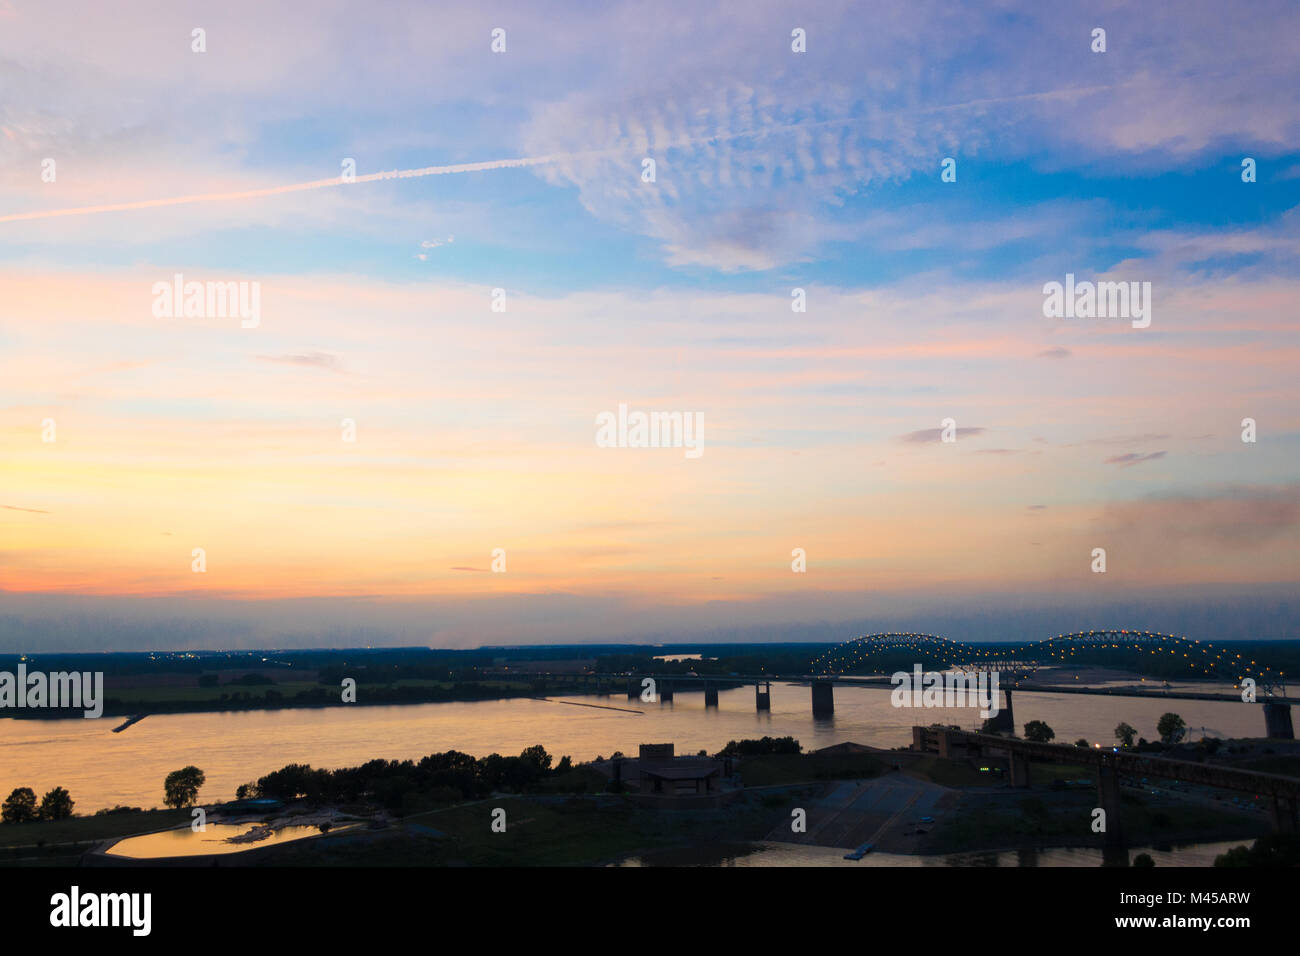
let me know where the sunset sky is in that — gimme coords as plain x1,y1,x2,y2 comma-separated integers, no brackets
2,1,1298,649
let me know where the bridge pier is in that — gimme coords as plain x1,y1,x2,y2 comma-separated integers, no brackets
627,678,639,700
659,680,673,702
937,729,953,759
704,682,719,708
1264,702,1295,740
1009,750,1032,788
1271,795,1298,834
984,687,1015,734
812,680,834,718
756,681,771,712
1096,756,1126,850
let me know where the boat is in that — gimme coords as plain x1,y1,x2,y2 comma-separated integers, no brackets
843,842,875,860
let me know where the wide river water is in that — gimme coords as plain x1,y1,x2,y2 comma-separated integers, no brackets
1,682,1263,812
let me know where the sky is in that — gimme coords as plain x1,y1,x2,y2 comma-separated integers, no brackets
1,1,1298,650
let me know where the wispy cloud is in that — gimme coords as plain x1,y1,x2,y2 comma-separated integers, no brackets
1104,451,1168,467
256,352,343,372
899,427,987,443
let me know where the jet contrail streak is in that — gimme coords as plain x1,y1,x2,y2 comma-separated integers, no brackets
0,152,585,224
0,84,1118,225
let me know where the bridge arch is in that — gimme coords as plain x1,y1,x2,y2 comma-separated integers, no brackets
814,629,1285,694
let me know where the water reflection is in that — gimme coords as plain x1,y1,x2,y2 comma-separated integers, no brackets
617,839,1249,867
105,822,352,859
2,681,1268,812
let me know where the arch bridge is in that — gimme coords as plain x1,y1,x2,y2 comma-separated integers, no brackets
813,629,1286,696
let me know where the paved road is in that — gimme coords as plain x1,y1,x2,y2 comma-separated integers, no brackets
769,772,951,849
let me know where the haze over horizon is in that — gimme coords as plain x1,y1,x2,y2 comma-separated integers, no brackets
2,2,1299,652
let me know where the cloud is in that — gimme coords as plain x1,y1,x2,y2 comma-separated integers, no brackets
522,74,961,271
255,352,343,372
1099,484,1300,551
1037,346,1072,359
1084,434,1172,447
899,427,987,443
1104,451,1168,467
2,505,48,514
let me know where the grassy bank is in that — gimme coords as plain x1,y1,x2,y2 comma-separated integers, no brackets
922,789,1270,855
0,808,190,865
243,794,794,867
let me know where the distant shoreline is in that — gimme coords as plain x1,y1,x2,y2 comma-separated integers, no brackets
0,680,633,722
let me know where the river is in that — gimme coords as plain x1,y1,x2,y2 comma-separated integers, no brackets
0,682,1263,812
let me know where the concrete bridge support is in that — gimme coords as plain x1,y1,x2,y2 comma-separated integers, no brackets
704,682,719,708
987,688,1014,734
812,680,834,718
1009,750,1032,788
987,691,1019,738
659,680,673,702
756,681,771,712
1096,757,1125,850
1271,795,1298,834
1264,702,1295,740
627,678,639,700
937,730,953,759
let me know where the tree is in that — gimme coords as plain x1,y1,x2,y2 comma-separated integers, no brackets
1133,853,1155,867
1075,738,1090,749
1157,713,1187,746
518,744,553,773
1,787,38,824
1214,834,1300,867
1115,722,1137,748
163,766,206,809
1023,720,1055,743
38,787,74,821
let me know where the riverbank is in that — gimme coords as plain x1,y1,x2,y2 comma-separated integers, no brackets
0,677,608,722
2,746,1275,868
22,782,1270,868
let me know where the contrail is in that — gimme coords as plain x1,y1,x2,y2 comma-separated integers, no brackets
0,84,1118,225
0,151,592,224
